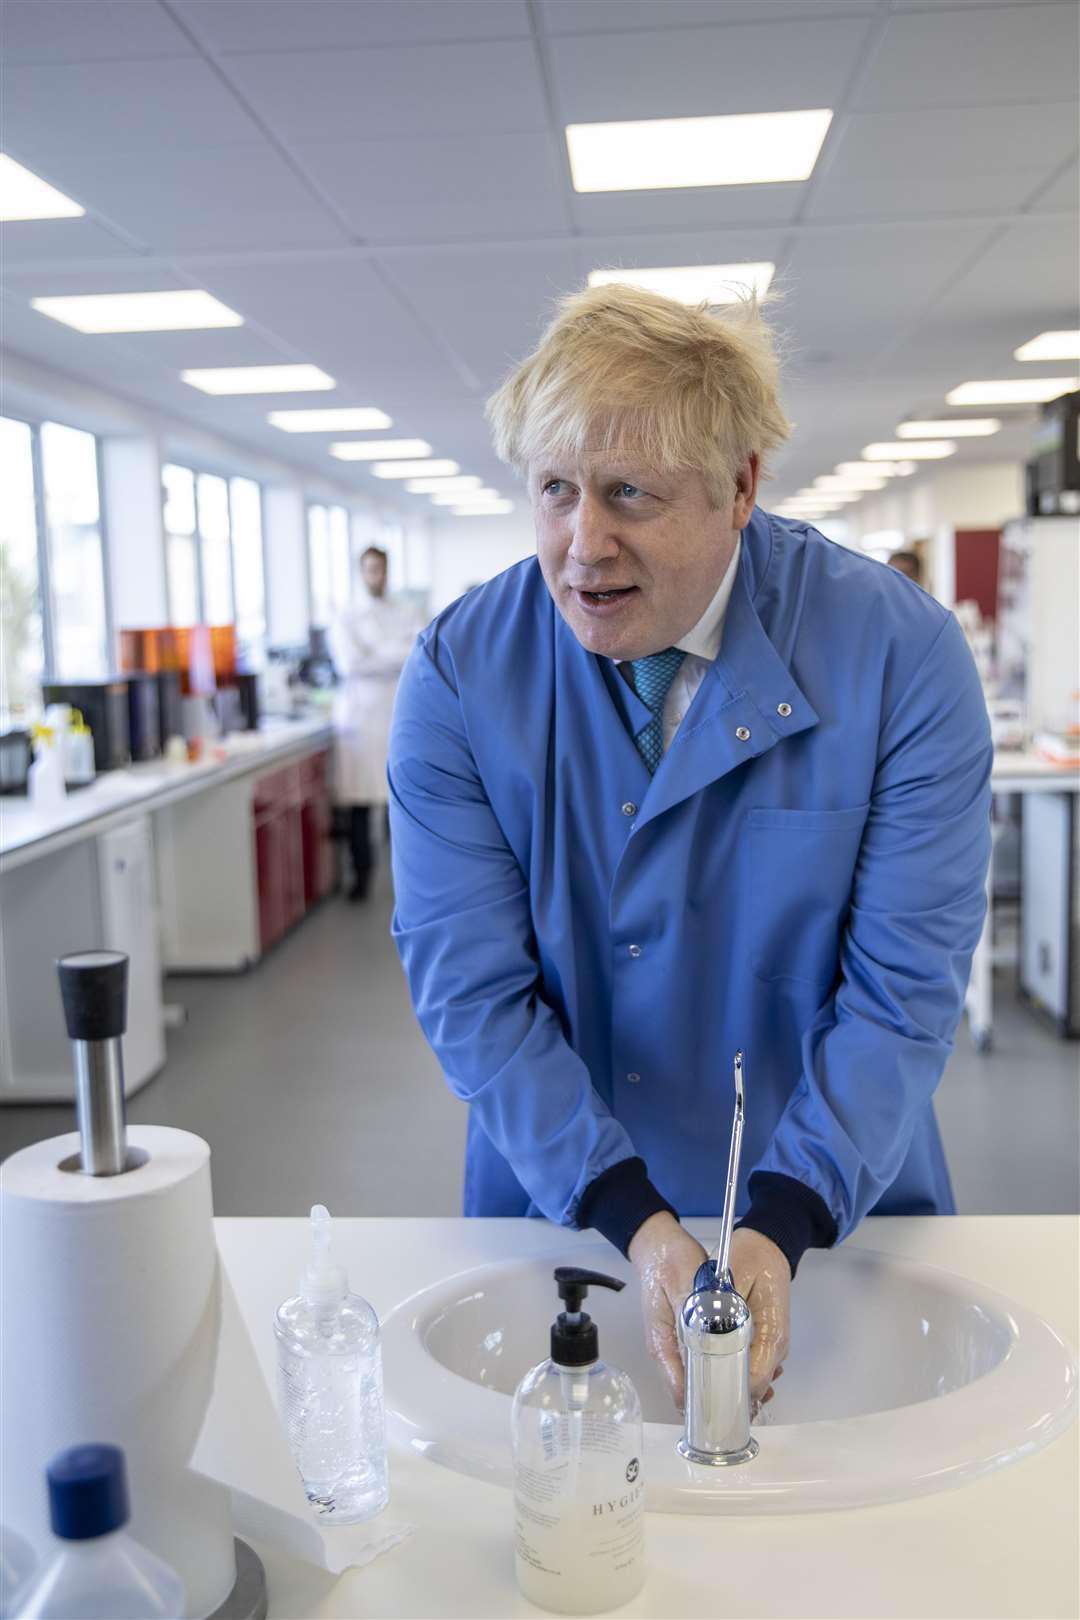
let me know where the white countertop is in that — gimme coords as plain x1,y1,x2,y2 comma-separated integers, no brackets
216,1214,1079,1620
0,715,333,874
991,748,1080,791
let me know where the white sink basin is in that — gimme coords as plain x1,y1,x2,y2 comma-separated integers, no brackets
382,1236,1077,1513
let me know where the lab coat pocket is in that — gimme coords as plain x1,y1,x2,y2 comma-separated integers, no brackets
747,804,870,987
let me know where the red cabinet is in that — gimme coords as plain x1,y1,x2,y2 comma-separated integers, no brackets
252,749,335,955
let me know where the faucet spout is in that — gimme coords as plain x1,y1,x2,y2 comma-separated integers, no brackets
676,1050,758,1467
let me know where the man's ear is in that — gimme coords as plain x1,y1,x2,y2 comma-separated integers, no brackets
733,454,760,527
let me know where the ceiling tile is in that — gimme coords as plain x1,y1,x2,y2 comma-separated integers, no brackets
2,1,197,62
4,58,262,158
805,102,1078,221
855,4,1080,108
0,217,148,265
388,244,587,387
17,145,351,254
194,256,469,395
222,40,549,143
548,16,873,122
175,0,531,51
540,0,876,31
1028,158,1080,211
294,131,569,243
570,183,805,234
930,218,1080,319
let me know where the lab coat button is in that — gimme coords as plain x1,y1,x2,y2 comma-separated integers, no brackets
736,726,751,742
622,801,637,817
777,702,792,718
628,944,642,959
626,1072,641,1084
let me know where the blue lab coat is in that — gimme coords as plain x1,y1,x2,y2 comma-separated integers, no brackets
389,508,992,1241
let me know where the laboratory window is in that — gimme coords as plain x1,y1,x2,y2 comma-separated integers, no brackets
0,414,111,723
163,463,266,660
307,502,352,629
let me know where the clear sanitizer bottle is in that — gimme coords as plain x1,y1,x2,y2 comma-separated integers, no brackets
274,1205,389,1523
512,1267,646,1614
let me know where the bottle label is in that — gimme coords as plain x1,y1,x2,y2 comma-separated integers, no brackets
515,1416,644,1584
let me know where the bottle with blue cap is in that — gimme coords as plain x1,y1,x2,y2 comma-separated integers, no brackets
12,1445,184,1619
273,1204,388,1523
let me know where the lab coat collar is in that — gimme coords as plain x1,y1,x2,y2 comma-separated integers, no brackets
631,507,819,828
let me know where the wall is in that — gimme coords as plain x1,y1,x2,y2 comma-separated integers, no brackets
427,510,537,613
846,461,1025,545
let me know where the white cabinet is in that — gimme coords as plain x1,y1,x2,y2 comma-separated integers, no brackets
0,814,165,1102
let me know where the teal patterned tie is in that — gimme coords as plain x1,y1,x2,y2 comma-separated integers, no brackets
629,648,687,773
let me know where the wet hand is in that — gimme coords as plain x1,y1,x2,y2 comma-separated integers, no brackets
729,1226,791,1414
627,1212,707,1412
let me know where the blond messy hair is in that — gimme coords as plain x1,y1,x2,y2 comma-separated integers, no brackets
486,281,791,507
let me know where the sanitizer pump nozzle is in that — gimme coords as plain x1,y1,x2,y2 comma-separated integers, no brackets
550,1267,625,1368
301,1204,348,1311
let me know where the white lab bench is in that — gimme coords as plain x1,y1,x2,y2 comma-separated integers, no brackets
965,749,1080,1050
0,717,334,1104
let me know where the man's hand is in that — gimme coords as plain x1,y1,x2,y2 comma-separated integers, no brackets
628,1212,707,1411
629,1215,792,1416
729,1227,791,1413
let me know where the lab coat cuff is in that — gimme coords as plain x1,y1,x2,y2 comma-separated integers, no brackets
735,1171,837,1278
576,1158,679,1258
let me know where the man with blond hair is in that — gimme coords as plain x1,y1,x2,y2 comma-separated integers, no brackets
389,284,991,1413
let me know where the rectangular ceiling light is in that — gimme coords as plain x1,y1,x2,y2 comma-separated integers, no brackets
862,441,956,460
797,488,861,503
1014,331,1080,362
814,474,886,492
372,460,459,479
405,476,482,494
269,408,391,432
836,461,916,478
181,365,334,394
0,153,84,220
32,289,243,333
451,501,514,516
588,263,774,304
566,109,833,192
330,439,431,461
896,418,1000,438
945,378,1078,406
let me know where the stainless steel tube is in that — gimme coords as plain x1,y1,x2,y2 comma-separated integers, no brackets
72,1037,128,1175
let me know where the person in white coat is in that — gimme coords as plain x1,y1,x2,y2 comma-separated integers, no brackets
328,546,420,900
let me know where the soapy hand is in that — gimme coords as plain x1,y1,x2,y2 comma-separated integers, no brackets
628,1215,790,1415
729,1226,791,1415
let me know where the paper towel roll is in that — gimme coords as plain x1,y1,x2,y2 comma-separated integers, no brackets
0,1126,236,1620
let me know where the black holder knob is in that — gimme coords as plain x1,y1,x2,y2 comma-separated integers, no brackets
56,951,129,1043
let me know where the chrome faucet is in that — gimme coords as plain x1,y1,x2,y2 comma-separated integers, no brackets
676,1050,758,1467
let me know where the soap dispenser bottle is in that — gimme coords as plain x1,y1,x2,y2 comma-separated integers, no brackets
511,1267,645,1614
273,1205,389,1524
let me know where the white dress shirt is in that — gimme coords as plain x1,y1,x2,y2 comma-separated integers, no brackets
616,535,741,753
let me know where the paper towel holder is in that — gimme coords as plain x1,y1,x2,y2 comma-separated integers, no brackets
52,952,270,1620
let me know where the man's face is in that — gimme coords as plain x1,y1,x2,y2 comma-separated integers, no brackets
362,554,387,597
530,451,758,660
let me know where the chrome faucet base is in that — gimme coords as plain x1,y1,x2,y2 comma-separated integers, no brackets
676,1436,759,1468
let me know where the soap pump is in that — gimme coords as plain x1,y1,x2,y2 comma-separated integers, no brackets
511,1267,645,1615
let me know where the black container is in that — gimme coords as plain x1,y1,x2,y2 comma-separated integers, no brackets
0,729,31,794
156,670,183,746
234,672,260,733
42,680,130,772
125,672,161,762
